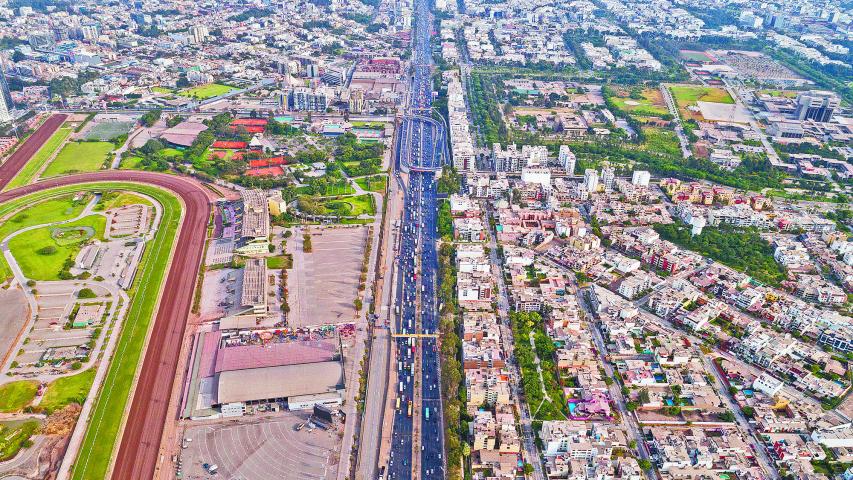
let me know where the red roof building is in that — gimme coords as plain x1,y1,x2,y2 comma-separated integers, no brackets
231,118,269,126
212,141,247,149
248,157,287,168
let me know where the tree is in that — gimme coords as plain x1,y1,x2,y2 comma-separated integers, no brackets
718,410,735,422
140,109,162,127
77,288,97,299
37,246,57,255
523,464,534,475
354,298,363,311
638,459,652,470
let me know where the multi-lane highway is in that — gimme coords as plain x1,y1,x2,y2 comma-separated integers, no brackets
387,0,446,478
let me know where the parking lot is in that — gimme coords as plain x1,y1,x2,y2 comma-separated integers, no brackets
180,414,339,480
288,226,368,327
15,282,112,370
198,268,243,321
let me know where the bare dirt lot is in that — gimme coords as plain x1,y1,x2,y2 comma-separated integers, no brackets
287,226,368,327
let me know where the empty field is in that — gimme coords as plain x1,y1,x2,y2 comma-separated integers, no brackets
180,83,238,99
608,88,669,118
670,85,734,105
41,141,113,178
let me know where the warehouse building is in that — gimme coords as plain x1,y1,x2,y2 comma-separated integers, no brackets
181,329,346,418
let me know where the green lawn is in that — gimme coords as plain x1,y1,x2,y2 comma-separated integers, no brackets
40,369,96,414
41,141,113,178
670,85,734,105
354,175,387,193
179,83,237,99
151,86,174,94
322,194,375,216
0,194,89,283
119,156,144,170
97,191,153,210
0,381,39,412
4,126,72,190
266,255,293,269
8,214,106,280
0,419,40,461
69,184,182,480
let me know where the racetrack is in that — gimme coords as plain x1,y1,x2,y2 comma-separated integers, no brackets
0,114,68,190
0,171,210,480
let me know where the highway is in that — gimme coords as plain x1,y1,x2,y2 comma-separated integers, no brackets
387,0,446,478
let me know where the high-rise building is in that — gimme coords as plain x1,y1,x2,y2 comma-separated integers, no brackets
289,87,328,112
80,24,99,41
190,25,209,44
349,88,365,114
794,91,840,123
0,69,13,124
559,145,576,176
583,169,599,193
600,166,615,192
631,170,650,186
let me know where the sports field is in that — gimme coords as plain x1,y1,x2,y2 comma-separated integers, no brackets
679,50,713,62
179,83,238,99
41,141,113,178
68,184,182,480
0,182,185,480
84,121,134,141
4,126,72,190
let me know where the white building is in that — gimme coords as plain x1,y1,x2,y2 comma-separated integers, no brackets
559,145,576,176
631,170,650,186
583,169,599,193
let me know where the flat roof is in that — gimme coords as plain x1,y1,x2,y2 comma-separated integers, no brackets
216,361,344,404
214,338,338,373
240,189,270,239
240,258,267,309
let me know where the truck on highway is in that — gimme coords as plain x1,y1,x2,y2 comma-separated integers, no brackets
425,407,430,420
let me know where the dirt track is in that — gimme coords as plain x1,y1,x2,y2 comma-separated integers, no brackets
0,171,210,480
0,114,67,190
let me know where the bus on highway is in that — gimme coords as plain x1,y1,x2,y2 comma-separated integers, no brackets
396,397,401,410
407,401,413,417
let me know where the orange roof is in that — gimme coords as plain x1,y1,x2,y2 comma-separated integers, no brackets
231,118,268,126
246,166,284,177
212,141,247,149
